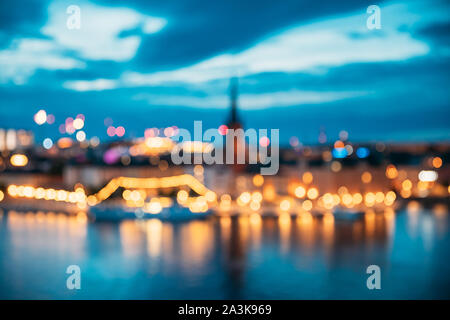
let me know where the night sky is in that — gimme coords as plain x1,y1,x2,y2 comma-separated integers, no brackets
0,0,449,145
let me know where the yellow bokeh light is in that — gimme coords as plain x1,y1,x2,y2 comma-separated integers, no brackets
294,186,306,198
123,190,132,200
323,193,333,204
205,191,217,202
263,185,276,202
253,174,264,187
417,181,428,191
177,190,189,203
23,186,35,198
384,190,396,206
239,192,251,204
364,192,376,207
342,193,353,207
146,201,163,214
10,154,28,167
353,193,363,205
302,172,313,184
332,194,341,206
338,186,348,195
307,187,319,200
35,188,45,199
375,191,385,203
302,200,313,211
386,191,396,201
130,190,142,202
361,171,372,184
401,189,411,198
7,185,17,197
250,200,261,211
45,189,56,200
432,157,442,169
386,165,398,179
3,174,217,214
56,190,68,201
220,194,231,202
251,191,263,203
402,179,412,190
280,199,291,211
87,195,98,206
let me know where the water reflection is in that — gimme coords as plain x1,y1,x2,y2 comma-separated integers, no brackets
278,213,291,254
0,203,449,299
5,210,87,259
296,212,316,255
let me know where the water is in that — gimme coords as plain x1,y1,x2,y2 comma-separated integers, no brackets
0,205,449,299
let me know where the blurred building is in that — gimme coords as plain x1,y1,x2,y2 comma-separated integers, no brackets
0,129,34,151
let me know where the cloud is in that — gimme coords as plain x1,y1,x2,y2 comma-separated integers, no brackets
41,1,167,61
0,0,167,84
132,89,370,109
0,38,85,85
63,78,117,91
131,0,381,71
86,0,431,88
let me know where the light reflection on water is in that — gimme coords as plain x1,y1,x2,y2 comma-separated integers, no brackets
0,204,449,299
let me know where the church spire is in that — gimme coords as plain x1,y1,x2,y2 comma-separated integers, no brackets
227,77,241,129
